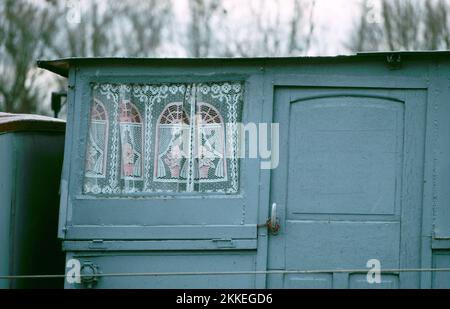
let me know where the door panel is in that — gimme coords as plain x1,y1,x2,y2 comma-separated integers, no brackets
268,88,426,289
285,221,400,270
287,97,403,215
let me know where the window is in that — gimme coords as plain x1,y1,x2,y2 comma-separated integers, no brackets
83,82,244,195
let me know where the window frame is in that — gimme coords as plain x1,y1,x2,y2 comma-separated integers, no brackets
63,70,261,241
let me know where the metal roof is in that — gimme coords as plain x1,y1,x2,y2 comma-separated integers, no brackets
0,112,65,133
37,51,450,78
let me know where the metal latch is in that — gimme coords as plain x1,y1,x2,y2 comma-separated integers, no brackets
258,203,280,235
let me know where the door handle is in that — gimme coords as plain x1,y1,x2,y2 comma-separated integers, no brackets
258,203,280,235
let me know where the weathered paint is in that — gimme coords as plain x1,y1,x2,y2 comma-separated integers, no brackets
433,251,450,288
38,52,450,288
267,88,426,288
0,129,66,288
0,134,13,289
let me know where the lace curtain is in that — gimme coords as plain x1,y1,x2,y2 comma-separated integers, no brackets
83,82,244,195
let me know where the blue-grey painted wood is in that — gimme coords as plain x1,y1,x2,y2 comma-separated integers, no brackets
65,225,256,240
254,71,273,288
432,251,450,288
65,251,256,289
268,87,426,289
10,132,66,288
63,69,261,241
0,131,65,288
0,134,13,289
43,54,450,288
399,90,427,288
432,61,450,238
63,239,257,251
57,68,77,239
432,239,450,249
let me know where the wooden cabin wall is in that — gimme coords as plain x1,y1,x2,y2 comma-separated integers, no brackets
58,56,450,288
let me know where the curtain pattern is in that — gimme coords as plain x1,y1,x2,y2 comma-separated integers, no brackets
83,82,244,195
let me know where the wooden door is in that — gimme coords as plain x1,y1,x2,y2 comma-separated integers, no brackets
267,87,426,288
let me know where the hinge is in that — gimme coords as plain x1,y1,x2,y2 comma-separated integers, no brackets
212,238,235,248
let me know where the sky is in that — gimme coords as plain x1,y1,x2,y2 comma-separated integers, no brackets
312,0,363,55
172,0,364,56
29,0,373,56
19,0,371,115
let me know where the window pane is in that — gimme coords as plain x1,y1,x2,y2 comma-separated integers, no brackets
83,82,244,195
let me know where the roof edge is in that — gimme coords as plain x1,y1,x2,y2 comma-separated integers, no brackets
37,51,450,78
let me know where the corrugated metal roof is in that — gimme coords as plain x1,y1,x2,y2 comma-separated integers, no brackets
0,112,65,133
36,51,450,77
